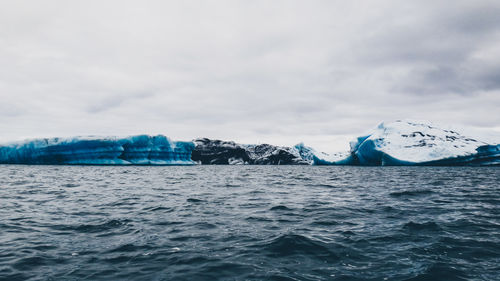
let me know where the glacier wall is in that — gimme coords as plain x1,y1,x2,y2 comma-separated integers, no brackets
312,120,500,166
0,135,195,165
1,120,498,166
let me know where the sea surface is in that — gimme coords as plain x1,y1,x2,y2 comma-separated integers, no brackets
0,166,499,281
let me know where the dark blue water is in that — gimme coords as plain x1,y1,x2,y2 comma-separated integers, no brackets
0,166,499,281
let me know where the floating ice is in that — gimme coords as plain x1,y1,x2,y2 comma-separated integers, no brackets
313,120,500,166
1,120,498,166
0,135,195,165
294,143,352,165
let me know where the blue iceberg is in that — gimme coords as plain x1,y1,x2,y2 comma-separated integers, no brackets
1,120,498,166
312,120,500,166
0,135,195,165
293,143,353,165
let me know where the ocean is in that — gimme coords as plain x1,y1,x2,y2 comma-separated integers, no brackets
0,165,499,281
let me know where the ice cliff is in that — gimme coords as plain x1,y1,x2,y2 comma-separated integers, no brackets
1,120,498,166
0,135,195,165
313,120,500,166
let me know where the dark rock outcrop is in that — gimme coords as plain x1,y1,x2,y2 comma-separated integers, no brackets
191,138,251,164
192,138,309,165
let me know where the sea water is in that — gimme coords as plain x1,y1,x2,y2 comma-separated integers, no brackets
0,166,498,280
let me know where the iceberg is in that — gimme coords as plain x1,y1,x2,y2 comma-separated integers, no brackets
294,143,353,165
1,121,498,166
0,135,195,165
312,120,500,166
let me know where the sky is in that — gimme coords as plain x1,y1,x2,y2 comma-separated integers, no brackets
1,0,500,152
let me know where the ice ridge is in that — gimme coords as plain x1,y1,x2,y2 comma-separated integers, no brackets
312,120,500,166
0,135,195,165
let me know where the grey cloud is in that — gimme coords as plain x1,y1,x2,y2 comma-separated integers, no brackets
347,1,500,97
476,66,500,91
395,62,500,96
0,0,499,152
86,92,155,113
442,3,500,34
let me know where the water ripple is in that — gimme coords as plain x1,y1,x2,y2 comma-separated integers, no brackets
0,165,498,280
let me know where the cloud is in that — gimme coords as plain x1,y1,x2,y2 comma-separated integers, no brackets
0,0,499,152
348,0,500,97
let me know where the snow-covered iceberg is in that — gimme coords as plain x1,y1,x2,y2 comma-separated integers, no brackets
313,120,500,166
0,135,195,165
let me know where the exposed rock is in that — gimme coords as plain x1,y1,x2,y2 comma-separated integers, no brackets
192,138,309,165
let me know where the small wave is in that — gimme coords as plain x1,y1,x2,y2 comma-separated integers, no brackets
50,219,131,234
255,234,341,262
402,221,442,232
31,245,58,251
12,255,67,271
312,220,339,226
61,183,80,188
141,206,174,212
192,222,217,229
444,218,500,232
382,205,396,212
291,176,312,181
155,220,183,226
312,183,338,188
187,198,203,203
102,255,134,264
0,223,40,233
430,180,445,186
168,255,215,266
404,263,468,281
107,243,153,253
0,273,32,281
11,180,30,186
245,216,273,222
106,199,140,207
390,189,433,197
434,236,500,258
270,205,293,211
196,262,252,280
170,235,212,242
69,211,106,216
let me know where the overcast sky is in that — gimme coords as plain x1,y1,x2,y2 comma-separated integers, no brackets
1,0,499,152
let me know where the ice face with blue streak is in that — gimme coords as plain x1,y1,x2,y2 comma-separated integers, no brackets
0,135,195,165
312,120,500,166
